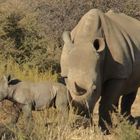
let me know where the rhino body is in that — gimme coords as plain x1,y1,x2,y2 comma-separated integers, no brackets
0,76,69,126
61,9,140,131
8,81,68,111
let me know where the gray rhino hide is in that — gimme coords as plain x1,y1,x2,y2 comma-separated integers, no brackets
7,81,68,110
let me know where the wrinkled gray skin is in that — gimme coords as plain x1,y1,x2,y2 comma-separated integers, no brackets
0,75,69,131
60,9,140,132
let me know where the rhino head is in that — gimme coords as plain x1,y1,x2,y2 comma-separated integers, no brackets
0,75,9,101
61,31,105,103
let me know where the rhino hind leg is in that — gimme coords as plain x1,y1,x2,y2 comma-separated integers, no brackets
121,90,137,124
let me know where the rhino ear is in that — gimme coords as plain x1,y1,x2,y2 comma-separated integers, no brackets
62,31,72,44
93,37,105,53
2,75,8,88
61,31,73,77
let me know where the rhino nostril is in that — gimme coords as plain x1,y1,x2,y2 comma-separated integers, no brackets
74,82,87,95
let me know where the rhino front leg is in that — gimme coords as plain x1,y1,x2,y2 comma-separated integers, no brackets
55,94,69,123
10,103,23,125
22,104,33,135
121,90,137,123
6,103,22,129
99,79,125,133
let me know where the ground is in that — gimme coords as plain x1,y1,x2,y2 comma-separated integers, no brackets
0,90,139,140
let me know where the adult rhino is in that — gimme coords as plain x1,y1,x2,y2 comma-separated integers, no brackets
61,9,140,132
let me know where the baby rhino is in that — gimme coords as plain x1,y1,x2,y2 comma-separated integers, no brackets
0,75,69,126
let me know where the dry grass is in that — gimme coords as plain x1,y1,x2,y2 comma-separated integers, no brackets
1,108,140,140
0,58,57,82
0,60,139,140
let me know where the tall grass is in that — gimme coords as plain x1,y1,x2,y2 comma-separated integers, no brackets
0,57,57,82
2,110,140,140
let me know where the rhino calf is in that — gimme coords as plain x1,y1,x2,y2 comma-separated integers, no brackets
0,75,69,128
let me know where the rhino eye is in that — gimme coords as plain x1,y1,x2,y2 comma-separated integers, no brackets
93,39,99,51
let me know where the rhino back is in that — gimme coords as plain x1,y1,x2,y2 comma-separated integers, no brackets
12,81,54,109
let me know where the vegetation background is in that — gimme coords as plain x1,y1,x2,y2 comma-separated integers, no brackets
0,0,139,73
0,0,139,139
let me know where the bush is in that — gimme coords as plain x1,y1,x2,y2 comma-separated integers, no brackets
0,0,139,72
0,0,60,72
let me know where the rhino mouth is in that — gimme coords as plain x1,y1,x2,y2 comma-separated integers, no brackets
68,82,96,101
